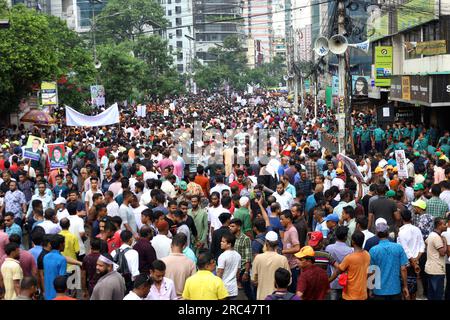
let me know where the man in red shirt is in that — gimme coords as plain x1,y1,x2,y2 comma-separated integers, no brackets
52,276,77,300
194,165,210,197
295,246,330,300
229,170,245,193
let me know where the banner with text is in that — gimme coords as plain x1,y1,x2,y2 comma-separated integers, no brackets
65,103,120,127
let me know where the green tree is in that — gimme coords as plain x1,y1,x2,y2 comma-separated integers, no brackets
0,4,59,112
97,42,145,103
0,2,96,112
95,0,167,44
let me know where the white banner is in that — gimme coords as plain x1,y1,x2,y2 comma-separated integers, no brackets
337,153,364,181
136,104,146,118
65,103,120,127
395,150,408,178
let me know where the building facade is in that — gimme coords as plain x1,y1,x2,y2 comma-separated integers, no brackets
368,0,450,129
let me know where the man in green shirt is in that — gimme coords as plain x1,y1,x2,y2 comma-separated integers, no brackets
353,123,363,154
413,133,428,152
373,125,386,153
401,123,411,140
187,195,208,253
233,197,253,239
439,139,450,158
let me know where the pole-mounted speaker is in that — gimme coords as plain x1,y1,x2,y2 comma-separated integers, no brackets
329,34,348,55
314,36,330,57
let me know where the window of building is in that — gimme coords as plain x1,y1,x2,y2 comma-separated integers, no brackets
175,6,181,14
168,0,171,3
177,52,183,60
167,9,172,16
175,0,181,3
176,29,182,37
423,21,440,42
177,64,184,72
177,41,183,48
169,33,173,39
176,18,182,26
169,45,173,52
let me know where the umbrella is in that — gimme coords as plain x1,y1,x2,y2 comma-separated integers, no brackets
20,108,56,126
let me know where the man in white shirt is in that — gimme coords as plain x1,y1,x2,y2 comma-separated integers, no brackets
105,191,120,217
272,182,293,211
123,273,152,300
356,216,374,248
439,181,450,211
40,209,62,234
397,210,425,300
111,230,140,283
131,195,148,231
209,175,231,195
207,193,226,238
331,168,346,191
161,175,177,199
84,177,103,213
66,202,86,258
54,197,69,221
151,220,172,260
217,232,241,299
147,260,177,300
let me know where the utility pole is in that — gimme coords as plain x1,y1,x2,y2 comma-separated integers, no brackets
337,0,347,154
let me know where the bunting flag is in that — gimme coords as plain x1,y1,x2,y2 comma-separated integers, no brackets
65,103,120,127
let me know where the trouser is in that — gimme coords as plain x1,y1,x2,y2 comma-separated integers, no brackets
445,265,450,300
239,269,255,300
371,294,402,301
419,253,428,297
427,274,445,300
288,267,299,293
361,141,371,155
375,141,383,153
329,289,343,300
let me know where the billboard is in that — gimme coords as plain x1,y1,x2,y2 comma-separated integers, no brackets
352,76,370,97
375,46,393,87
401,76,411,101
41,81,58,106
367,13,389,42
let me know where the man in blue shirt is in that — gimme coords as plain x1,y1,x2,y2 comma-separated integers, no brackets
28,227,45,264
43,234,67,300
4,212,22,240
369,222,409,300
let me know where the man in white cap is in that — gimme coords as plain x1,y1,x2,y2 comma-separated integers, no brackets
54,197,69,221
251,231,290,300
90,253,126,300
233,196,253,239
364,218,395,251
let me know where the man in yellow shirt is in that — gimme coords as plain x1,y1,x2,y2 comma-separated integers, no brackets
182,251,228,300
1,242,23,300
59,218,79,271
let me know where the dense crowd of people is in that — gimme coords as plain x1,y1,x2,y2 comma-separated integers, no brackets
0,91,450,300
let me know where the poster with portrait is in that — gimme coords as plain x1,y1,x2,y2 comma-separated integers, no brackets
23,135,45,161
395,150,408,179
352,76,370,97
90,85,106,107
47,143,67,169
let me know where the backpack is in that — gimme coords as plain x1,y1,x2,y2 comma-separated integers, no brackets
113,247,133,291
269,292,297,300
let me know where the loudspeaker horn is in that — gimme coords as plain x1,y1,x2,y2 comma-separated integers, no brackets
94,60,102,69
348,39,370,53
314,36,329,56
329,34,348,55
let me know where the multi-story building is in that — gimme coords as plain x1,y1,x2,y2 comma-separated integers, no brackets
368,0,450,129
243,0,274,66
160,0,194,74
192,0,243,65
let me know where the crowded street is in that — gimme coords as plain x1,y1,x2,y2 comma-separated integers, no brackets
1,0,450,303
